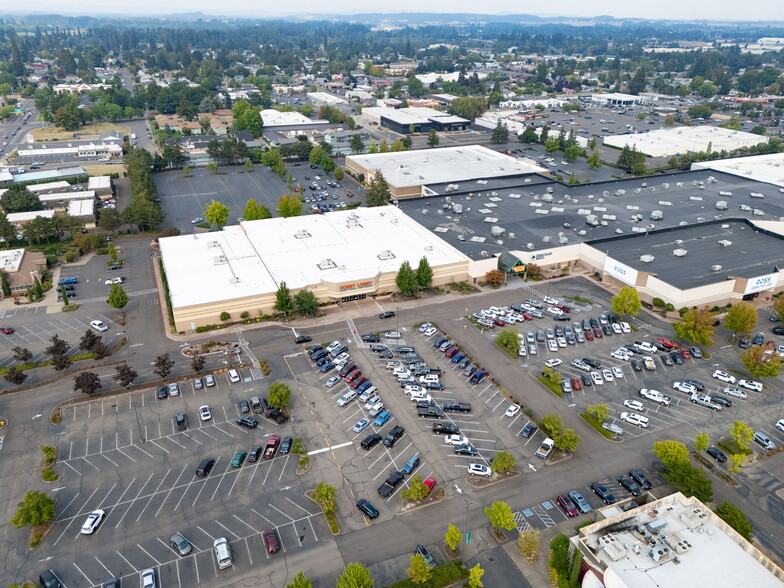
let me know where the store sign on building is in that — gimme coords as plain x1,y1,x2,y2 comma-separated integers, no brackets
744,273,777,295
339,280,373,292
603,258,638,286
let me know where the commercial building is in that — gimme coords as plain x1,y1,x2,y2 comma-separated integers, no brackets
15,133,123,160
11,167,86,184
6,209,56,228
323,130,372,155
67,199,96,226
378,107,470,135
306,92,347,106
39,190,96,211
0,248,47,299
398,166,784,309
603,126,769,158
692,152,784,188
572,492,784,587
87,175,113,197
345,145,547,199
590,92,646,106
159,206,469,332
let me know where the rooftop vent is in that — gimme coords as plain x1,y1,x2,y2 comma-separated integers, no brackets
213,255,227,265
711,265,723,272
718,240,732,247
640,254,655,263
673,249,688,257
317,259,337,270
377,250,396,261
294,230,311,239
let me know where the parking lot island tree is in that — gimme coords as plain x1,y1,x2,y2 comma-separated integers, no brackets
445,523,462,552
610,286,642,318
277,193,303,218
268,381,292,409
312,482,336,514
107,283,129,309
286,572,312,588
490,450,516,473
672,306,717,346
274,281,295,318
540,414,564,437
3,366,27,386
427,128,440,147
741,345,783,378
467,563,485,588
652,440,713,502
554,428,580,452
484,500,516,533
694,432,710,452
12,346,32,363
73,371,102,396
495,327,520,357
728,421,754,452
191,354,206,374
204,199,230,228
243,198,272,221
407,552,433,584
79,329,100,351
113,362,138,389
51,354,72,371
336,563,374,588
518,527,541,563
723,301,757,337
396,261,418,297
10,490,56,529
45,334,69,357
586,403,609,424
401,474,430,502
773,295,784,322
153,353,175,380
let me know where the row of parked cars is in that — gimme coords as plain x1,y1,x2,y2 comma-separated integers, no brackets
556,469,655,517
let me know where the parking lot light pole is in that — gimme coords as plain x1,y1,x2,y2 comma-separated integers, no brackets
463,498,473,557
396,306,400,350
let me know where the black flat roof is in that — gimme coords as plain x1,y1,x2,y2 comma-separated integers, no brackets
590,219,784,290
399,169,784,261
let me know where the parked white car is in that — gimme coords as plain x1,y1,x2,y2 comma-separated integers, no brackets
468,463,492,477
673,381,697,394
610,349,630,361
90,319,108,332
738,379,762,392
620,412,649,428
199,405,212,421
445,434,469,446
611,366,624,379
712,370,736,384
590,371,603,385
620,322,631,333
602,369,614,382
544,358,562,368
623,399,644,411
504,404,521,418
721,387,747,399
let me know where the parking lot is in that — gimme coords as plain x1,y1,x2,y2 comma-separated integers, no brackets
49,368,325,587
465,296,783,455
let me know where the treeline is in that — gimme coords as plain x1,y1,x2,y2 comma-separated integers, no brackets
123,149,163,231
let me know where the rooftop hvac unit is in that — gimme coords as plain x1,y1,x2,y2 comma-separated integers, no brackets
718,240,732,247
480,251,489,258
496,240,504,245
229,277,241,284
750,192,764,198
650,210,663,221
615,228,624,234
542,194,554,202
490,226,506,237
721,224,730,229
674,239,684,245
662,183,669,189
673,249,688,257
457,234,465,241
543,236,551,243
711,265,722,272
207,240,220,248
526,243,535,250
558,235,568,244
715,201,728,210
546,186,554,193
508,232,516,239
640,254,655,263
753,209,764,216
740,204,752,211
578,229,587,236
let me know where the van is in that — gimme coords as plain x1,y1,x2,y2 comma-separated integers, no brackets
359,386,378,402
38,570,62,588
196,458,216,476
363,395,381,409
58,277,78,285
753,432,775,450
337,390,358,406
368,402,385,417
339,363,357,378
419,374,439,385
214,537,233,569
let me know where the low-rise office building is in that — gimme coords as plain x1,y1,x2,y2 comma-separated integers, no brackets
159,206,469,332
0,248,47,299
603,126,769,158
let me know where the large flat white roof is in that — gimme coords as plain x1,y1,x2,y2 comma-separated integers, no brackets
0,248,25,272
692,152,784,187
159,206,468,309
347,145,547,188
87,176,111,190
576,493,784,588
7,209,55,223
604,126,769,157
39,190,95,202
27,181,71,193
260,109,314,126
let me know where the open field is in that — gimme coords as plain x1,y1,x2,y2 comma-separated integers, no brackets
30,122,130,142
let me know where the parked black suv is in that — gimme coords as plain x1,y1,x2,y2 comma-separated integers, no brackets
195,458,215,477
360,433,382,450
156,386,168,400
629,469,653,491
383,425,405,447
379,311,396,319
583,357,602,369
362,334,381,343
591,482,616,504
236,416,259,429
175,412,188,431
356,498,379,519
617,475,641,496
521,423,538,438
294,335,312,344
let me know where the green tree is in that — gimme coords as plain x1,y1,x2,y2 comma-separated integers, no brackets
541,414,563,437
294,289,320,317
98,208,122,233
366,171,392,207
336,563,374,588
313,482,337,513
520,125,538,143
204,200,230,228
277,193,302,217
586,149,601,168
517,528,541,563
334,167,345,182
714,502,754,542
554,429,580,452
220,311,231,322
695,433,710,452
587,403,609,423
268,381,291,409
448,96,487,120
610,286,642,317
232,99,264,137
10,491,56,529
73,371,101,396
153,353,175,380
0,211,16,243
495,327,520,356
653,440,690,465
728,421,754,452
350,134,365,153
107,283,129,309
727,453,746,476
271,283,293,319
673,306,716,346
491,120,509,144
484,500,516,531
406,553,432,585
467,563,485,588
396,261,418,297
564,143,581,161
772,295,784,322
415,256,433,290
243,198,272,221
544,136,560,152
445,524,462,552
490,451,516,473
401,475,430,502
541,365,561,386
286,571,312,588
427,128,440,147
723,301,757,337
206,162,218,174
741,345,783,378
0,270,11,297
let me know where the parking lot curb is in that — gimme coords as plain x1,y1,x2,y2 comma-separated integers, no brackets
465,470,521,489
394,486,446,516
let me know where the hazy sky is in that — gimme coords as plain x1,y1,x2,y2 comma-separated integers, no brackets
16,1,784,21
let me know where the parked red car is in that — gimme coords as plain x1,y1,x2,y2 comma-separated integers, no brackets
423,477,437,496
656,338,678,349
679,348,692,359
570,377,582,391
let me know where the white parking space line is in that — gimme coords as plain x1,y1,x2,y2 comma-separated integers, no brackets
214,519,241,540
94,555,115,578
148,439,171,453
73,562,93,584
135,468,172,522
196,524,216,541
285,497,316,516
277,455,290,481
81,456,100,471
62,460,82,476
233,513,260,534
113,472,155,527
251,508,276,528
137,543,161,565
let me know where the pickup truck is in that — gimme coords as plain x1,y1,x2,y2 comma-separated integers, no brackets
535,437,554,459
639,388,671,406
442,401,472,413
417,405,445,419
377,471,404,497
263,436,280,459
690,393,722,411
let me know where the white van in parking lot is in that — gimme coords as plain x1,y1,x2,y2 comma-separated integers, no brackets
337,390,358,406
